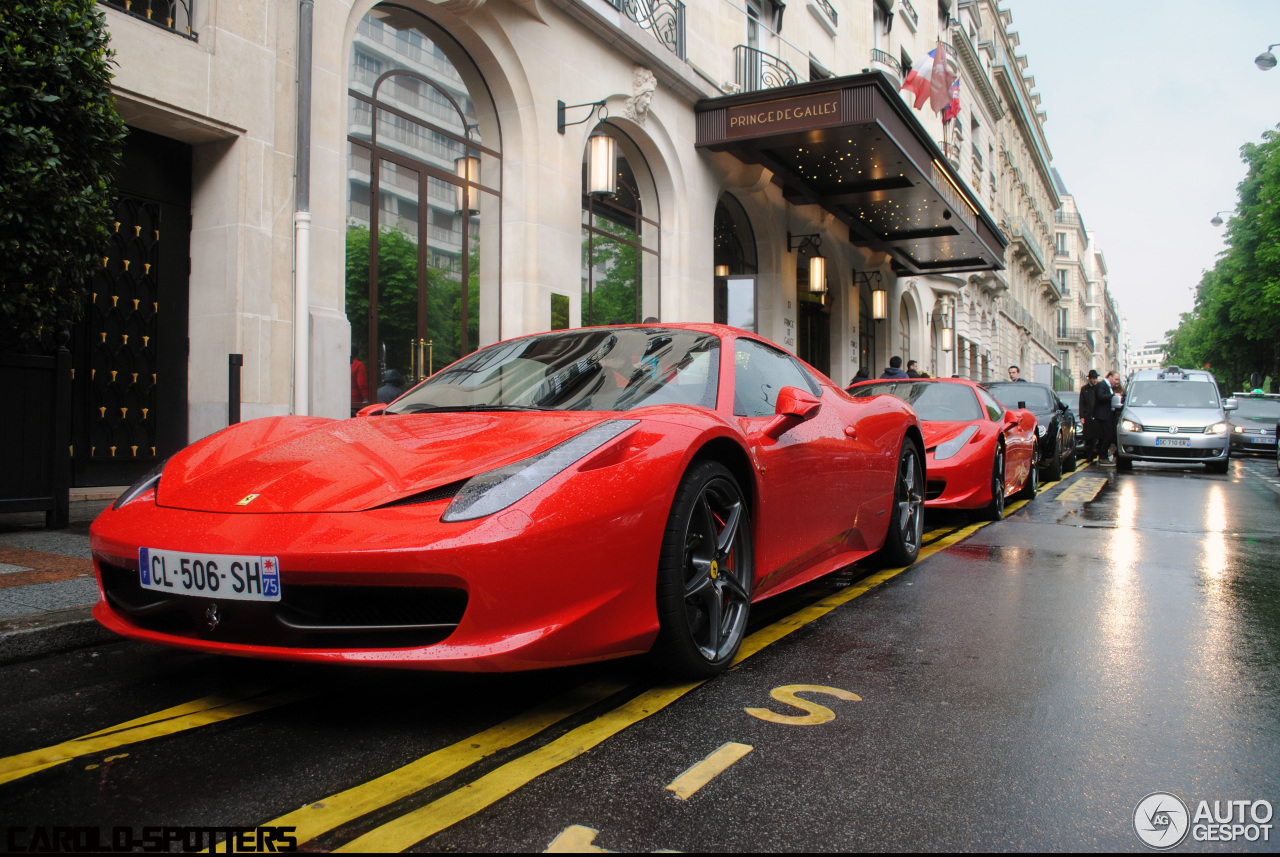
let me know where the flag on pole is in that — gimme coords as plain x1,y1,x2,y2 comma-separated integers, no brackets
899,40,957,114
942,77,961,123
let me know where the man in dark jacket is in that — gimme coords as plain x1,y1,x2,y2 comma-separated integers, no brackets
1080,370,1114,463
906,360,921,378
880,356,909,379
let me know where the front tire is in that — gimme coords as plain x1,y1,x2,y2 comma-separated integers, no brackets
1017,444,1039,501
1045,434,1064,482
874,438,924,567
650,461,753,679
984,444,1006,521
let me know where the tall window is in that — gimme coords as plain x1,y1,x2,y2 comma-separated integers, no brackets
713,195,758,331
581,129,659,325
898,297,911,363
346,6,500,385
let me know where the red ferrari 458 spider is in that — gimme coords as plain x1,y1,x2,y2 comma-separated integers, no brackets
847,378,1039,520
91,325,924,678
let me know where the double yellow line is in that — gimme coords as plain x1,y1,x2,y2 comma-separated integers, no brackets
1,462,1094,850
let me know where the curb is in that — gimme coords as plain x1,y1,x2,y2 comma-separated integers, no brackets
0,605,120,665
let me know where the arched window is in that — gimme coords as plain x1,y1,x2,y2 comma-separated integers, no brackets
346,5,500,395
581,127,659,325
713,194,757,330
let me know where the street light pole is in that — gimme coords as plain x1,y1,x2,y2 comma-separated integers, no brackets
1255,44,1279,70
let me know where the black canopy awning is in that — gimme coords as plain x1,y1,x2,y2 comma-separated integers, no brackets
696,73,1007,275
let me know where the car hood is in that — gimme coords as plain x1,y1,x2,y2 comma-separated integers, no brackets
1122,406,1222,427
157,412,614,513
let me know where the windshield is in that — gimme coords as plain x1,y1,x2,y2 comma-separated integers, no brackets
848,381,983,422
1127,380,1220,409
1234,398,1280,419
986,384,1055,412
384,328,720,414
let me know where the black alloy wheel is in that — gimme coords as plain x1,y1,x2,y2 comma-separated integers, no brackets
1017,443,1039,500
984,445,1006,521
1045,432,1064,482
651,460,753,678
874,438,925,567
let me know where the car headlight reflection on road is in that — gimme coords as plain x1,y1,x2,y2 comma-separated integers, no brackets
932,425,979,461
1206,422,1228,435
1121,419,1143,433
441,420,638,522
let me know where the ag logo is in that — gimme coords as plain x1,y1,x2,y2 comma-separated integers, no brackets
1134,792,1190,850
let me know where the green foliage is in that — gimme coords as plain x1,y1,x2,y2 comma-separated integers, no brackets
0,0,127,350
1166,124,1280,393
582,221,640,326
346,223,480,380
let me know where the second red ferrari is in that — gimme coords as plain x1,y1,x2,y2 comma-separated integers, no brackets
847,378,1039,520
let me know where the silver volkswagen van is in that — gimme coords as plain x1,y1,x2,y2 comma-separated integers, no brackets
1115,367,1237,473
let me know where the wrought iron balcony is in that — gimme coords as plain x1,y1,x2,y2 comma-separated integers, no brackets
900,0,919,29
1057,327,1089,342
99,0,196,39
1053,210,1082,227
870,49,901,78
734,45,800,93
811,0,838,26
608,0,686,61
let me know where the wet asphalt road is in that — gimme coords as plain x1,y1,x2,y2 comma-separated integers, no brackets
1,457,1278,852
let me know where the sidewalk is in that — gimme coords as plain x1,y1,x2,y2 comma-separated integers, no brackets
0,487,124,662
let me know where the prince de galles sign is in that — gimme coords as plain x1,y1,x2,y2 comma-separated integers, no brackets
726,91,842,139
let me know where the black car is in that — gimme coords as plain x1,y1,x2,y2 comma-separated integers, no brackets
1227,392,1280,456
985,381,1078,480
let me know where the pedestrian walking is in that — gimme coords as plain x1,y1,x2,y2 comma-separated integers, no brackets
906,360,921,378
1081,370,1114,463
351,350,370,415
880,356,909,379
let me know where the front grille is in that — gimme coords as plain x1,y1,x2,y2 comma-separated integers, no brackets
99,562,466,649
926,480,947,501
1130,446,1221,460
1140,425,1206,434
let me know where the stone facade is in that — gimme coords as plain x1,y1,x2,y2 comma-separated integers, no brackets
96,0,1118,449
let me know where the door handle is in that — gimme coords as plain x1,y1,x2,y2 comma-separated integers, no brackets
844,425,857,439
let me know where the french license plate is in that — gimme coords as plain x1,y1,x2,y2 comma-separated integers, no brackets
1155,437,1190,448
139,548,281,601
1251,436,1272,444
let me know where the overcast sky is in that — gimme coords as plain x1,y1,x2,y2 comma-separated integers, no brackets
1005,0,1280,347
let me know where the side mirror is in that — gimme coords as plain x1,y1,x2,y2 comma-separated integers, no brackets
763,386,822,438
1111,393,1124,410
1002,410,1019,429
357,403,387,417
1223,398,1239,411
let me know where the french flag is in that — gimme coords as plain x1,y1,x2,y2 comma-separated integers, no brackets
900,41,956,114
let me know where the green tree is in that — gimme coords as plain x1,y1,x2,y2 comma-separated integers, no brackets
1167,124,1280,392
346,222,480,379
0,0,126,350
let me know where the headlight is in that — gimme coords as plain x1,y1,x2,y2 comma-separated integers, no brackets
1121,419,1143,433
1234,425,1244,433
932,425,979,461
1206,422,1227,435
111,458,170,510
441,420,638,522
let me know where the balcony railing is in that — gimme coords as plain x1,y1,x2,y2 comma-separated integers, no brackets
735,45,800,93
100,0,196,39
869,48,901,77
1053,210,1082,227
900,0,919,29
608,0,686,61
811,0,838,27
1057,327,1089,342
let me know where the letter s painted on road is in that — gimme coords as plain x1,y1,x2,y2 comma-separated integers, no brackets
744,684,862,726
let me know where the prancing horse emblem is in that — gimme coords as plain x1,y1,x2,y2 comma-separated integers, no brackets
236,494,260,506
205,603,220,630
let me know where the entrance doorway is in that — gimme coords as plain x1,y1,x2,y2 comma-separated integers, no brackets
73,127,191,488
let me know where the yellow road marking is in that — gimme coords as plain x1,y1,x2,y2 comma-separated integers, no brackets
255,678,629,848
744,685,861,726
665,742,754,800
0,688,309,786
545,825,611,853
1056,476,1108,504
332,522,989,852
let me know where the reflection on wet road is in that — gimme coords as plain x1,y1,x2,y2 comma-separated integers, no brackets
0,460,1277,851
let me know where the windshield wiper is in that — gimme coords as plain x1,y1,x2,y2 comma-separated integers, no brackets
392,404,561,414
